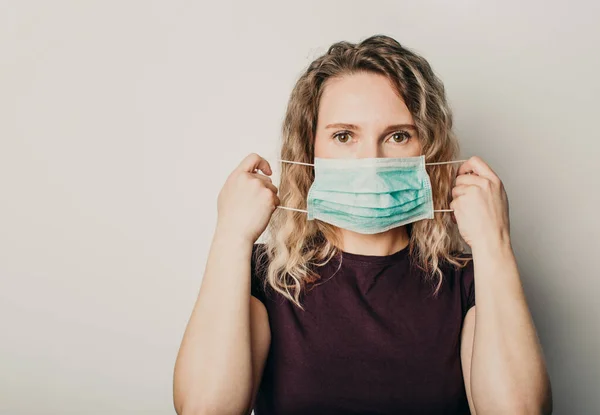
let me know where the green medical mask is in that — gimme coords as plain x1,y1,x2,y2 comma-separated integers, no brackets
278,156,463,234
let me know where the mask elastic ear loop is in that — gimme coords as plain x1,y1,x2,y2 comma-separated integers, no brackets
275,159,466,213
425,159,467,165
279,159,315,166
274,160,312,213
278,206,309,213
425,159,465,212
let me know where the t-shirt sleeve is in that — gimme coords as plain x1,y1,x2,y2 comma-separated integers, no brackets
250,243,268,304
460,256,476,318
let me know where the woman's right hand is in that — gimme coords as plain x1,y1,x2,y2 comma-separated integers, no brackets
216,153,280,244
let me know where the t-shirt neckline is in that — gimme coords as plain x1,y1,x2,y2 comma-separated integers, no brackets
338,244,410,265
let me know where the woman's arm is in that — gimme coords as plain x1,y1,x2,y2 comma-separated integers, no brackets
452,156,552,414
173,154,278,415
173,234,270,415
466,242,552,414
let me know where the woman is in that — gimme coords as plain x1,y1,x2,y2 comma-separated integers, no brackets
173,35,552,414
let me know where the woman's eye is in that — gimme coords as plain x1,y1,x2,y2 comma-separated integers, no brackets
388,131,411,143
333,131,352,143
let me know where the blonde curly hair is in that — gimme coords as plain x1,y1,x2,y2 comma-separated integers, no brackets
259,34,469,309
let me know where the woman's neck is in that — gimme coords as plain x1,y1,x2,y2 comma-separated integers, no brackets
337,226,409,256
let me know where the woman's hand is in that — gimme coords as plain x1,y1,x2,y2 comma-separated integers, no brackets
450,156,511,252
216,153,280,244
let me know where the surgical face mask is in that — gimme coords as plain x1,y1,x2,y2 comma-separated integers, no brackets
277,156,464,235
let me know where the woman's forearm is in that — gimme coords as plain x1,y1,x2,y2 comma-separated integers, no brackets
173,230,255,415
470,241,552,414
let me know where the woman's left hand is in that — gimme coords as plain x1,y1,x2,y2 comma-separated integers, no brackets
450,156,511,251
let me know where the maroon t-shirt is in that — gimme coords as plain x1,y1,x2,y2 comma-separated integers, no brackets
250,243,475,414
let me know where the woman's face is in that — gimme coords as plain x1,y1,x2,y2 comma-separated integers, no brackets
314,72,422,159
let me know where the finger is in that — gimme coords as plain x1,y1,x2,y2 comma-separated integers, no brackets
262,187,280,210
238,153,273,175
456,158,474,176
457,156,497,181
454,173,489,187
452,184,476,198
469,156,499,181
450,199,458,212
252,174,279,194
250,171,273,183
263,181,279,194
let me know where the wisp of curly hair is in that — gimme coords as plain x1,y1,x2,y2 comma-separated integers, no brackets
259,34,470,310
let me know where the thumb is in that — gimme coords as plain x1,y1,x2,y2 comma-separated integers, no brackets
238,153,272,175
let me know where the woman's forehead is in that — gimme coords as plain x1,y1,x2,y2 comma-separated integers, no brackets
318,73,413,128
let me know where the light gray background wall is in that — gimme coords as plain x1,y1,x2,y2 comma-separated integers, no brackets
1,1,598,414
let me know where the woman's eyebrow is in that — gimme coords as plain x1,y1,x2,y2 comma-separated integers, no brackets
325,123,417,132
